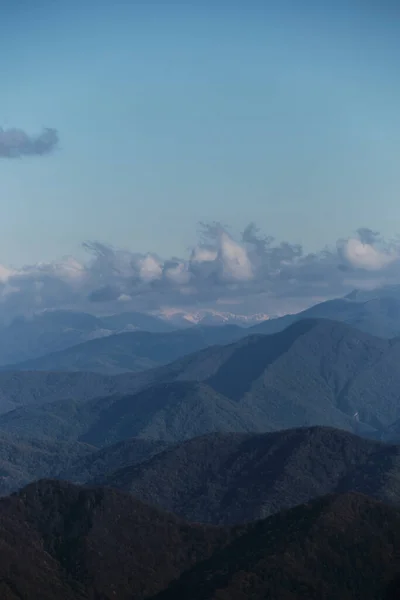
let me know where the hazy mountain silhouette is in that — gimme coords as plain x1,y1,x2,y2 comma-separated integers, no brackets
0,381,259,444
4,320,400,443
0,309,175,366
0,370,151,415
5,325,242,374
251,296,400,339
4,293,400,372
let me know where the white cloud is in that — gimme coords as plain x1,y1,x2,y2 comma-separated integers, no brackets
190,247,218,263
0,265,14,283
165,263,191,285
0,223,399,321
342,238,398,270
218,231,254,281
138,255,162,282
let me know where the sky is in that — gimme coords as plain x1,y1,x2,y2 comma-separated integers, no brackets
0,1,400,319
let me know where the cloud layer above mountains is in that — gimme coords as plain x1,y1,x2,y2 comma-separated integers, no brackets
0,223,398,321
0,127,58,158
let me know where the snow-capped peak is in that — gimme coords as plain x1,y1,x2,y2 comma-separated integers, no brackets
155,308,270,327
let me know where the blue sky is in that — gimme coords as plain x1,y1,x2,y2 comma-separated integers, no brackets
1,0,399,267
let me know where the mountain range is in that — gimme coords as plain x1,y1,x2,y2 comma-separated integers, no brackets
3,319,400,445
0,290,400,597
153,490,400,600
3,425,400,520
58,437,169,484
0,433,170,497
0,309,176,366
250,294,400,339
0,434,93,496
5,325,243,374
155,307,270,327
96,426,400,524
5,292,400,376
0,370,148,415
0,479,398,599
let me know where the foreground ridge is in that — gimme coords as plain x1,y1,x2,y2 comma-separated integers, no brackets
0,480,398,599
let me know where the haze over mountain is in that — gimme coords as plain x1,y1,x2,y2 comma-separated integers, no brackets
156,308,269,328
0,309,176,367
3,319,400,445
4,1,400,597
0,381,257,445
6,288,400,377
0,370,151,415
251,294,400,339
5,325,243,374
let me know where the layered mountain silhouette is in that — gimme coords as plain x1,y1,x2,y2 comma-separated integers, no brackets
0,309,175,366
0,370,149,415
0,480,399,599
153,491,400,600
0,479,234,600
96,427,400,524
3,426,400,519
58,437,170,484
0,434,93,496
251,295,400,338
5,325,242,374
7,294,400,375
3,319,400,443
0,434,169,496
0,381,258,444
3,290,400,373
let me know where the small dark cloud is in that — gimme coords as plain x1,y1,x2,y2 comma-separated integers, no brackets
89,285,121,303
357,227,381,245
0,127,58,158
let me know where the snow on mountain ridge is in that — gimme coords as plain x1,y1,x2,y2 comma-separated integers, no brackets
154,308,270,327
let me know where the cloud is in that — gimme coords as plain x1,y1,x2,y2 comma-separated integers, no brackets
0,224,399,321
0,127,58,158
341,237,399,270
219,231,254,281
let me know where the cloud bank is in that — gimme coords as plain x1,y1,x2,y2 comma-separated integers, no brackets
0,223,399,322
0,127,58,158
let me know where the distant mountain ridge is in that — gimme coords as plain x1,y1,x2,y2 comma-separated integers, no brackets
4,325,243,374
0,309,175,366
155,308,270,327
250,295,400,339
0,370,148,415
4,319,400,445
6,292,400,376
